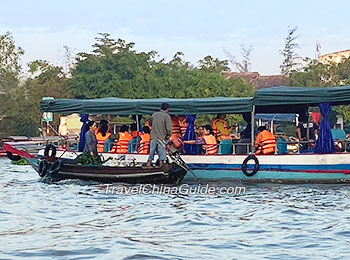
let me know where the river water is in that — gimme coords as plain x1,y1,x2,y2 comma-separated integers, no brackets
1,158,350,259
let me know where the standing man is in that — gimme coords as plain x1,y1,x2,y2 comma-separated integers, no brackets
146,102,172,167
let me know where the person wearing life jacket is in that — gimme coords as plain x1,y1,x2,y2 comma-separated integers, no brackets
178,115,188,138
95,119,109,135
183,125,218,155
111,125,133,154
96,123,111,153
211,114,233,141
254,126,276,155
138,126,151,154
170,115,181,140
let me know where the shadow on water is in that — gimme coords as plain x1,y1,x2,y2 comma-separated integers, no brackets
1,158,350,259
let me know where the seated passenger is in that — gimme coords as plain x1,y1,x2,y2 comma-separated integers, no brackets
255,126,276,155
111,125,133,154
138,126,151,154
96,123,111,153
211,113,233,141
184,125,218,155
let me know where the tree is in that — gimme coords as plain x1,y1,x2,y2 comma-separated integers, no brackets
223,44,253,72
290,57,350,122
0,32,24,115
280,26,301,75
198,55,229,73
69,33,252,101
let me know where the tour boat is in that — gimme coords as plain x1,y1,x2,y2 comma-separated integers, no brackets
5,86,350,183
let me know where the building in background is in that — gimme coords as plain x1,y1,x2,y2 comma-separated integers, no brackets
225,72,290,90
318,49,350,64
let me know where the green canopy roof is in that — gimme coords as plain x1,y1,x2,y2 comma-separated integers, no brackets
40,97,253,115
254,86,350,106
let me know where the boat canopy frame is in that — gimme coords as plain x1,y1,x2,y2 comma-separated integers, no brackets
40,97,253,116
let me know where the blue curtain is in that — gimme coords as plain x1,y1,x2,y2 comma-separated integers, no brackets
315,103,335,154
78,114,89,152
183,115,197,154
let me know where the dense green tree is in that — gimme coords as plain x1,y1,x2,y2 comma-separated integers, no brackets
69,33,253,100
0,32,23,116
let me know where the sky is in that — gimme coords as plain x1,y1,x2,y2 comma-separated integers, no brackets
1,0,350,75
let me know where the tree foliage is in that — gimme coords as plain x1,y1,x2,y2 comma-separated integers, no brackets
1,32,253,137
290,57,350,122
69,33,252,99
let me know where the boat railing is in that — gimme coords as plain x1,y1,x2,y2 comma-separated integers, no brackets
115,139,350,156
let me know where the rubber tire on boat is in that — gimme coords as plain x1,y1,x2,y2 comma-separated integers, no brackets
242,155,259,177
49,160,63,175
38,160,49,177
6,151,22,161
44,144,57,158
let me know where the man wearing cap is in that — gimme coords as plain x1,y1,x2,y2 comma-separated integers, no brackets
146,102,172,167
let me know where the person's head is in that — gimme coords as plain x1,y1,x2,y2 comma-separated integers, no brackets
196,125,204,136
161,102,170,112
87,120,97,132
204,124,214,135
217,113,226,120
130,123,137,132
258,126,266,132
120,124,129,133
100,119,108,126
142,126,150,134
99,123,108,136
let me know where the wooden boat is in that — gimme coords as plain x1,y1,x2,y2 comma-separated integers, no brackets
25,156,187,184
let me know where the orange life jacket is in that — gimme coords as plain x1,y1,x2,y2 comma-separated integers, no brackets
179,117,188,138
170,116,181,140
131,131,139,139
138,133,151,154
255,130,276,155
111,132,133,154
96,132,111,153
203,135,218,155
211,118,231,141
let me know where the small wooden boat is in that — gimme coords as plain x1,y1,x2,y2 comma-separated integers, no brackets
26,157,187,184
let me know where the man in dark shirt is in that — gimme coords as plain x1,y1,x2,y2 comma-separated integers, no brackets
146,102,172,167
297,122,318,141
297,117,318,151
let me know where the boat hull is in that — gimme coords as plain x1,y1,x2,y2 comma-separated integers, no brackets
27,158,187,184
39,151,350,183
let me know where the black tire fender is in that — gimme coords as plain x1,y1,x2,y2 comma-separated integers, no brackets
49,160,63,175
44,144,57,158
38,160,49,177
242,155,260,177
6,151,22,161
